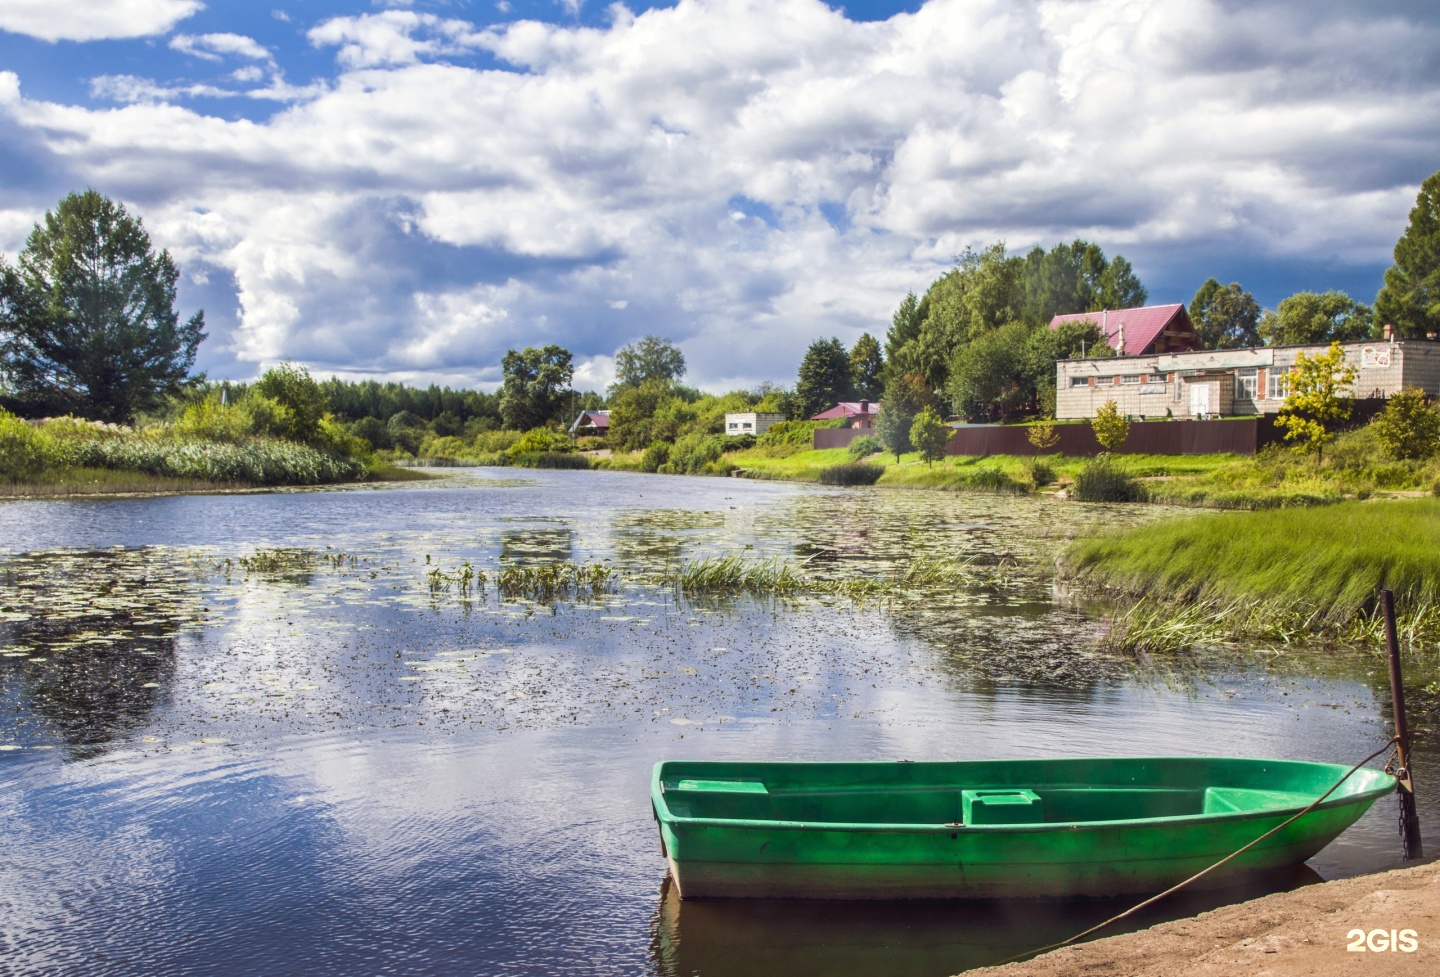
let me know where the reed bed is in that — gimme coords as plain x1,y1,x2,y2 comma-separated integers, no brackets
661,553,1019,601
1068,498,1440,649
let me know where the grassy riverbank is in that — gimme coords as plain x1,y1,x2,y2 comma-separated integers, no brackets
1,410,426,496
1063,498,1440,649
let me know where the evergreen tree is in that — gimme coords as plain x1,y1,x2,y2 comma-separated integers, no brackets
1189,279,1261,349
794,337,854,418
884,292,926,368
0,190,205,421
1376,169,1440,338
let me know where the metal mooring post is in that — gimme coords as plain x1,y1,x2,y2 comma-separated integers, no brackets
1381,589,1423,860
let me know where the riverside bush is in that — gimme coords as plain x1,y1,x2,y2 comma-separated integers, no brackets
640,441,670,473
1026,458,1056,487
1073,454,1146,502
0,411,53,480
817,462,884,485
508,427,574,457
665,433,726,473
847,434,882,457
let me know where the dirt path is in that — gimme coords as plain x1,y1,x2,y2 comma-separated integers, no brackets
965,860,1440,977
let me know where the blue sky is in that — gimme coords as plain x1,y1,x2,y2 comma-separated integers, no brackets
1,0,1436,391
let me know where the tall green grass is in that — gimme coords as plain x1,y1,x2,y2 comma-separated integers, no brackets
1066,498,1440,644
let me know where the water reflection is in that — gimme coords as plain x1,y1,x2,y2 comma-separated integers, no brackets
0,472,1433,977
648,867,1328,977
0,549,199,757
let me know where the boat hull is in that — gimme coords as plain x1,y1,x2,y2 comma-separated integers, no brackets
652,757,1394,900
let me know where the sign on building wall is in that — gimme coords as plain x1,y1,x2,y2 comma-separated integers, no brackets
1362,346,1391,368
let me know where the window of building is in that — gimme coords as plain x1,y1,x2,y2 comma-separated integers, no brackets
1267,369,1290,400
1234,368,1258,401
1120,375,1141,384
1070,376,1090,387
1099,376,1116,385
742,422,752,429
1147,373,1167,383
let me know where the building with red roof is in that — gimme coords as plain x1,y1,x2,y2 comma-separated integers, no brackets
1048,304,1199,357
810,400,880,429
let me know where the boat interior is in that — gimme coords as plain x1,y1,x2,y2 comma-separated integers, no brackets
659,777,1320,826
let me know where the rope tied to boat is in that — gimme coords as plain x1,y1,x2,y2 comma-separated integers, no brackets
993,736,1402,968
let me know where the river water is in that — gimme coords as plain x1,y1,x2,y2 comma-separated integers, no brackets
0,469,1433,977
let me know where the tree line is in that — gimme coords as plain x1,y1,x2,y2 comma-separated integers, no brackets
4,170,1439,466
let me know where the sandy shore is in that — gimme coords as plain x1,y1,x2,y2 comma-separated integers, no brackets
965,859,1439,977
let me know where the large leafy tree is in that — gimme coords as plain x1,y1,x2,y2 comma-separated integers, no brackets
611,335,686,393
945,321,1031,422
1258,291,1375,346
794,337,854,418
0,190,206,421
1375,169,1440,338
1189,279,1261,349
499,344,573,430
909,406,950,467
849,333,884,399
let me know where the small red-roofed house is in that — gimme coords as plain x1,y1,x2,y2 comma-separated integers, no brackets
810,400,881,429
1049,304,1199,357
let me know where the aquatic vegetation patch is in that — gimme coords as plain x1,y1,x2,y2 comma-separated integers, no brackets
1067,498,1440,648
661,553,1022,603
495,562,617,602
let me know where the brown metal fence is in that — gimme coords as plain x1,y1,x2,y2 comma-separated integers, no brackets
812,412,1366,457
814,402,1386,456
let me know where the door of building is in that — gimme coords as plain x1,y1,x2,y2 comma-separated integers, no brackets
1190,383,1210,418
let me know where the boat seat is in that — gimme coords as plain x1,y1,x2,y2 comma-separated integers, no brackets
961,789,1042,825
671,779,768,794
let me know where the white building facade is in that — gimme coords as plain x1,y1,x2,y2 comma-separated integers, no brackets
724,412,786,436
1055,338,1440,420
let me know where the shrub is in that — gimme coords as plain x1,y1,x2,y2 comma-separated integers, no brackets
640,441,671,473
963,463,1024,492
1073,453,1146,502
170,397,252,443
724,433,757,451
757,420,821,449
508,427,574,456
0,410,53,480
667,433,726,473
574,435,607,451
847,434,881,457
1372,387,1440,460
817,462,884,485
473,429,522,454
252,362,327,442
1026,458,1056,487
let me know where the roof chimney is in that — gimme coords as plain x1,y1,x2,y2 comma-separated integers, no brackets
1384,323,1394,341
860,399,869,414
1116,321,1126,356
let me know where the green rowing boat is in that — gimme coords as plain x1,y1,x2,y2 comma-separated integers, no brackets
651,756,1395,900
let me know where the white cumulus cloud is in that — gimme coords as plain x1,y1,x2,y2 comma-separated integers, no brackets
2,0,1437,389
0,0,202,42
170,33,273,63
